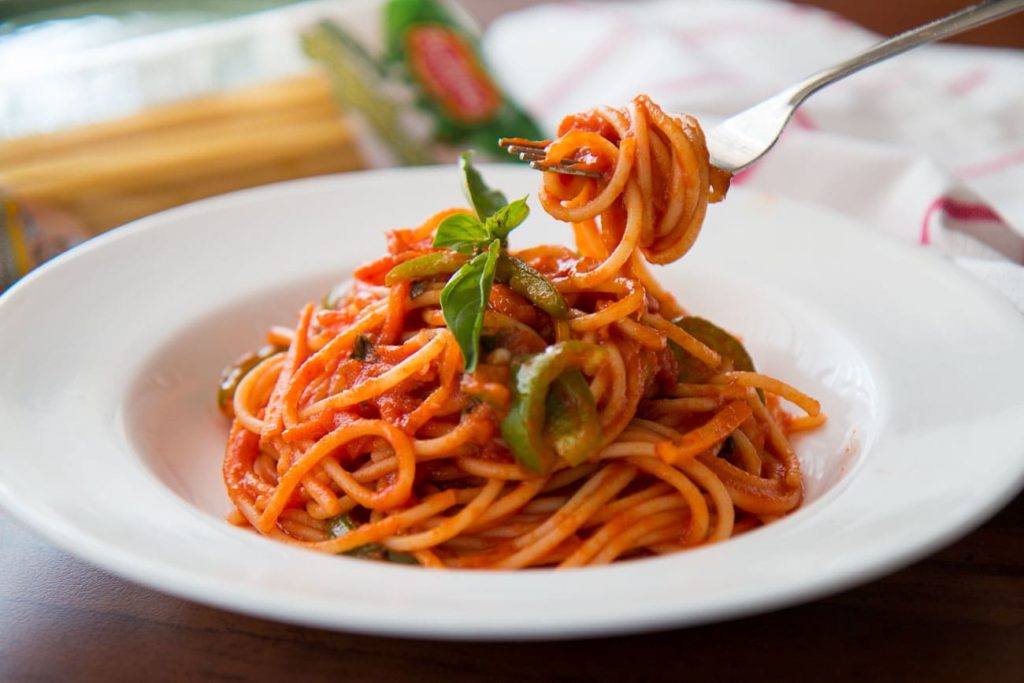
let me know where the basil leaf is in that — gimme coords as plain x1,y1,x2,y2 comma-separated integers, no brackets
485,196,530,240
433,212,489,253
441,239,500,373
460,150,507,220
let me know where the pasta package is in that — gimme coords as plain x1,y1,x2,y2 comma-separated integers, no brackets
0,0,540,291
303,0,542,166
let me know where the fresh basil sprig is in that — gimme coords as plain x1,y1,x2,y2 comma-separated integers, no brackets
459,150,508,220
432,214,490,253
436,152,530,372
487,199,530,241
440,240,500,373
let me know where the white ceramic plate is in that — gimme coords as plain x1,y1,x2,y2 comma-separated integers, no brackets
2,166,1023,640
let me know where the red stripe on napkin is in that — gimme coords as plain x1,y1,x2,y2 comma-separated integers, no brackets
920,196,1003,244
919,196,1019,258
954,149,1024,179
947,67,989,96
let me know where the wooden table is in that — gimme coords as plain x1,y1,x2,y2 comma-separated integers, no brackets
3,2,1023,681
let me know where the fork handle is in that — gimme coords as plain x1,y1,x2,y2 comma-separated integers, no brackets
785,0,1024,106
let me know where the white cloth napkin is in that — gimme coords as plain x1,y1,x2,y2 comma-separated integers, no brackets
482,0,1024,311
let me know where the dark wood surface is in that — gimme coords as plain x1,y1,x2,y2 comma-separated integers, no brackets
2,496,1021,682
792,0,1024,48
466,0,1024,48
3,2,1023,682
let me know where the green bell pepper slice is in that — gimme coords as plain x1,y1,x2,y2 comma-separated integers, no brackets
327,513,419,564
670,316,763,401
495,255,569,319
217,345,285,417
500,341,604,473
384,251,469,286
544,368,601,466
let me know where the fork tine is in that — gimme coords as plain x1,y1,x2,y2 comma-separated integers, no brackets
507,144,547,158
518,152,546,163
499,137,602,178
528,161,602,178
507,147,546,161
505,144,592,167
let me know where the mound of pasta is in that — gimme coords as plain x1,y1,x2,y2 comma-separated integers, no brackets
219,96,824,569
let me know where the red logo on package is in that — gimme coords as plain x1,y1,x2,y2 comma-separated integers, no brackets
405,25,501,124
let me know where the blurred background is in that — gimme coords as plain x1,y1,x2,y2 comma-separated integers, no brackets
2,0,1023,292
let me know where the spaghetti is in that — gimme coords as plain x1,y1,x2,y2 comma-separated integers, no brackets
220,96,824,568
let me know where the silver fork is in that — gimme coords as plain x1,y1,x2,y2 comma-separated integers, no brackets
500,0,1024,177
